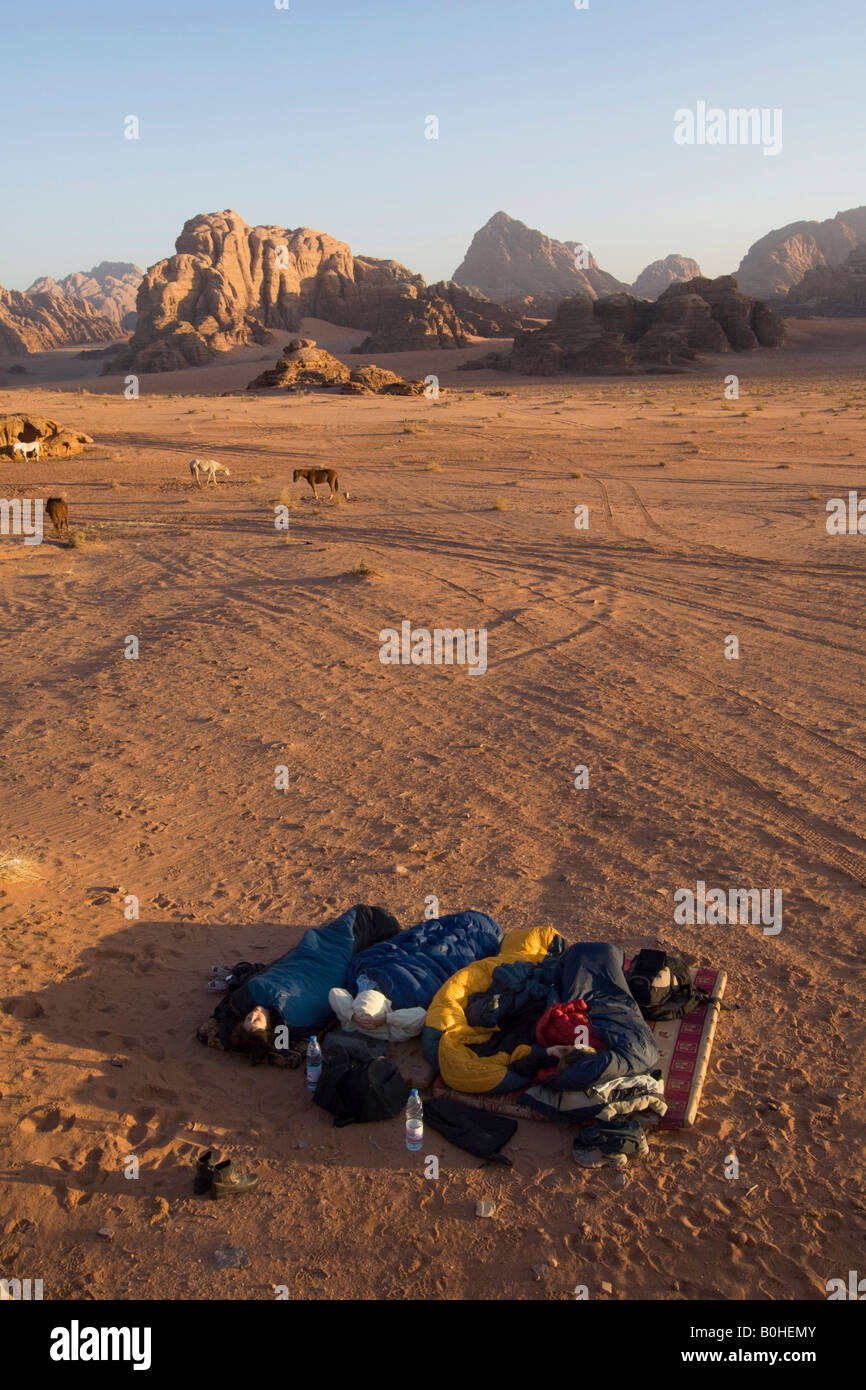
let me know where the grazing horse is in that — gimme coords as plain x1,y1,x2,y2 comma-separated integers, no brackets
189,458,231,487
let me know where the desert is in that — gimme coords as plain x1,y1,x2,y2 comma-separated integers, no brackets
2,0,865,1337
1,309,864,1304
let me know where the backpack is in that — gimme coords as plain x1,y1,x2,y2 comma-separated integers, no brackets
626,949,709,1021
313,1031,410,1127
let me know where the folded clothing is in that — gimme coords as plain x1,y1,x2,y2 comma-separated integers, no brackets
589,1072,667,1120
524,1070,667,1124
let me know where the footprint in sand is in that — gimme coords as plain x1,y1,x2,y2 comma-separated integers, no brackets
19,1105,75,1134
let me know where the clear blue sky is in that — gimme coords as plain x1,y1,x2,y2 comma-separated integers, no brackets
4,0,863,290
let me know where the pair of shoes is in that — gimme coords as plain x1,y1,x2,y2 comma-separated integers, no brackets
206,964,236,992
572,1118,649,1170
194,1149,260,1199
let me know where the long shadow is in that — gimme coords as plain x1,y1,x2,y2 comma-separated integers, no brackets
1,916,346,1202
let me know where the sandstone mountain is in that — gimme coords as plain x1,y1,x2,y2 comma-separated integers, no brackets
462,275,784,376
247,338,426,395
0,285,122,356
734,207,866,298
106,210,523,374
632,255,702,300
781,244,866,316
27,262,143,331
451,211,628,315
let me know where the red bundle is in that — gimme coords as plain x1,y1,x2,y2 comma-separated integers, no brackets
535,999,606,1082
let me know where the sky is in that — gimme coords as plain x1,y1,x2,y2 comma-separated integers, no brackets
3,0,864,290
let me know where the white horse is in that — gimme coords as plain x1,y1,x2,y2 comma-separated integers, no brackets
13,439,40,463
189,458,231,487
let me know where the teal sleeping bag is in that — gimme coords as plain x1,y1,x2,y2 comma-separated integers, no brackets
239,904,399,1035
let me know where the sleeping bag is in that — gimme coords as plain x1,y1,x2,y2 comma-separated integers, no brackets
347,910,503,1011
520,943,660,1121
423,934,660,1117
422,927,565,1093
213,903,400,1047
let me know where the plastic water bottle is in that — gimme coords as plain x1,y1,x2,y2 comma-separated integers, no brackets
405,1089,423,1151
306,1036,322,1092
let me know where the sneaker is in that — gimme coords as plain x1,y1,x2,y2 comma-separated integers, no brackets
572,1146,629,1170
210,1159,260,1200
572,1118,649,1169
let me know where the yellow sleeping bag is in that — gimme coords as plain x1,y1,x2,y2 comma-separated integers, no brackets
423,926,563,1093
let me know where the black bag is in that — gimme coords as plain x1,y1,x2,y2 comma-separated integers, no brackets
424,1097,517,1166
626,949,708,1021
313,1031,410,1128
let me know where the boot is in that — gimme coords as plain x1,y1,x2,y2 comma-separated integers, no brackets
194,1148,217,1195
210,1159,260,1200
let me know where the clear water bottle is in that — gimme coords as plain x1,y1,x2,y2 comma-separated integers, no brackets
305,1035,322,1092
405,1089,423,1151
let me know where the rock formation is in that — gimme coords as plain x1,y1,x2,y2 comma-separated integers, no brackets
734,207,866,298
340,365,426,396
632,255,702,300
354,281,523,353
247,339,426,395
462,275,784,376
780,245,866,316
0,414,94,458
0,286,122,355
106,210,522,375
27,262,143,331
451,211,628,315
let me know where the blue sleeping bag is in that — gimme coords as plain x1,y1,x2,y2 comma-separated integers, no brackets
549,942,661,1090
244,903,397,1035
347,910,504,1011
521,942,661,1121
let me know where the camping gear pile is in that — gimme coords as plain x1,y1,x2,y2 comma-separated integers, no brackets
197,905,727,1171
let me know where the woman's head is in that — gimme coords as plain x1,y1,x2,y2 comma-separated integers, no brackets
230,1006,275,1064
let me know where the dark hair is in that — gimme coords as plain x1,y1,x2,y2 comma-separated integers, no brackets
229,1021,275,1066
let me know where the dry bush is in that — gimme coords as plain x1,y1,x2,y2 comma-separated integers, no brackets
351,556,383,579
0,853,42,883
273,487,300,509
